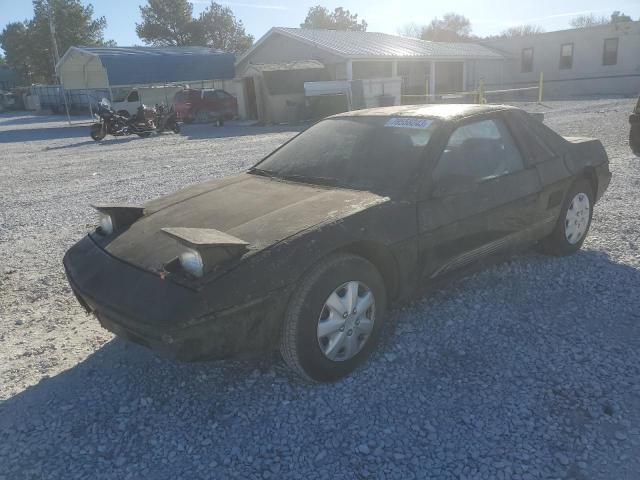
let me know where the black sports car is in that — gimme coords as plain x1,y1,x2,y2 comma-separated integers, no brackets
64,104,611,381
630,96,640,156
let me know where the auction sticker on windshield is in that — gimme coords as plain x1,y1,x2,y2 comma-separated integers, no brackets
384,118,433,129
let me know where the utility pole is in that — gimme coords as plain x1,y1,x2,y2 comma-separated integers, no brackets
47,1,61,79
48,0,72,125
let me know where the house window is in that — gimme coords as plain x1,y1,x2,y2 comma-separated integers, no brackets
559,43,573,69
603,38,618,66
521,48,534,73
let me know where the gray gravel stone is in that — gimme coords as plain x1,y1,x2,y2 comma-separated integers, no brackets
1,100,640,479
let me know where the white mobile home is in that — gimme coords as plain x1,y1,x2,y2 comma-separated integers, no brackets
483,21,640,97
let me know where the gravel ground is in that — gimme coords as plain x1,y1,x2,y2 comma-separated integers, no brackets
1,99,639,479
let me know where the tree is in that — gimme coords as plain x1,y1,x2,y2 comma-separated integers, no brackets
136,0,197,46
0,54,5,66
421,13,472,42
0,0,108,84
499,24,545,38
610,11,632,23
570,14,608,28
0,22,33,83
195,2,254,54
136,0,253,54
300,6,367,31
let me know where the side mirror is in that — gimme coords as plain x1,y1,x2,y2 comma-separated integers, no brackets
432,175,478,197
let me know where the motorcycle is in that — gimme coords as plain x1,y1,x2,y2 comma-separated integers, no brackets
154,104,181,134
89,99,130,141
89,99,178,141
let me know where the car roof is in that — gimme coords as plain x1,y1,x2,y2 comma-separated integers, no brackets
330,103,520,122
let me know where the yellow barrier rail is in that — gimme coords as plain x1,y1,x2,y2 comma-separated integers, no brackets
401,72,545,105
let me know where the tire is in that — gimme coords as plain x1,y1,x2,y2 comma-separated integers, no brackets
172,122,181,134
539,178,594,256
90,123,106,141
630,123,640,156
216,117,225,127
280,253,387,382
196,110,209,123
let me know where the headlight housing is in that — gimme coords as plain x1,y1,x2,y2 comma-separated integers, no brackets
178,249,204,277
92,204,144,236
162,227,250,278
98,212,114,235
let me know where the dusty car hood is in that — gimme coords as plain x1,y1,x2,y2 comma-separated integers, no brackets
105,173,387,272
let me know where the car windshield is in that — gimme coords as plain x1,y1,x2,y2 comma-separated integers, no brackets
252,116,438,192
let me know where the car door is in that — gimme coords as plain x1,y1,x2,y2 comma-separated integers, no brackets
418,114,544,281
215,90,237,116
201,90,218,113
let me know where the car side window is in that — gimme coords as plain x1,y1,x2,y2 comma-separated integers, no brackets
203,90,216,99
433,118,525,184
127,91,139,102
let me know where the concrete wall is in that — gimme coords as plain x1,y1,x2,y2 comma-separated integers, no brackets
484,21,640,98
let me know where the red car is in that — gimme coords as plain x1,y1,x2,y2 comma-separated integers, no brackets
173,89,238,125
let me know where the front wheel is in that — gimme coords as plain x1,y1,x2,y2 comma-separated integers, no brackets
90,123,106,141
539,178,594,256
280,253,387,382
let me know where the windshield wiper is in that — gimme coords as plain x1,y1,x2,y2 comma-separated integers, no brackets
249,169,341,187
247,167,276,178
279,173,341,187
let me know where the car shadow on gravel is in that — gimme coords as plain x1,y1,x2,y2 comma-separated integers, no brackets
0,125,89,143
0,113,78,127
44,136,141,150
2,249,640,478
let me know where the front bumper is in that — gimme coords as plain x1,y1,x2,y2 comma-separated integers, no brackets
64,235,286,360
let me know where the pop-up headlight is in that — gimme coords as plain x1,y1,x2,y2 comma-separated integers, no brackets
161,227,250,278
92,204,145,235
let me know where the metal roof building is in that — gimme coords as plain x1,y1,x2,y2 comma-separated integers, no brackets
238,28,503,63
235,28,506,123
57,46,235,90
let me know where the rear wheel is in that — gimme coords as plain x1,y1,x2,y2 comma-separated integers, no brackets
196,110,209,123
539,178,594,256
280,253,387,382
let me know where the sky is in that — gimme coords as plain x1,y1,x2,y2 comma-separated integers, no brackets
1,0,639,52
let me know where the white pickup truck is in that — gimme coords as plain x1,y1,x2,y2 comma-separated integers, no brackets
111,86,183,116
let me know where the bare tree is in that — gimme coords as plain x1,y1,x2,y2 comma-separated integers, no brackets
569,14,608,28
498,24,544,38
397,22,422,39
